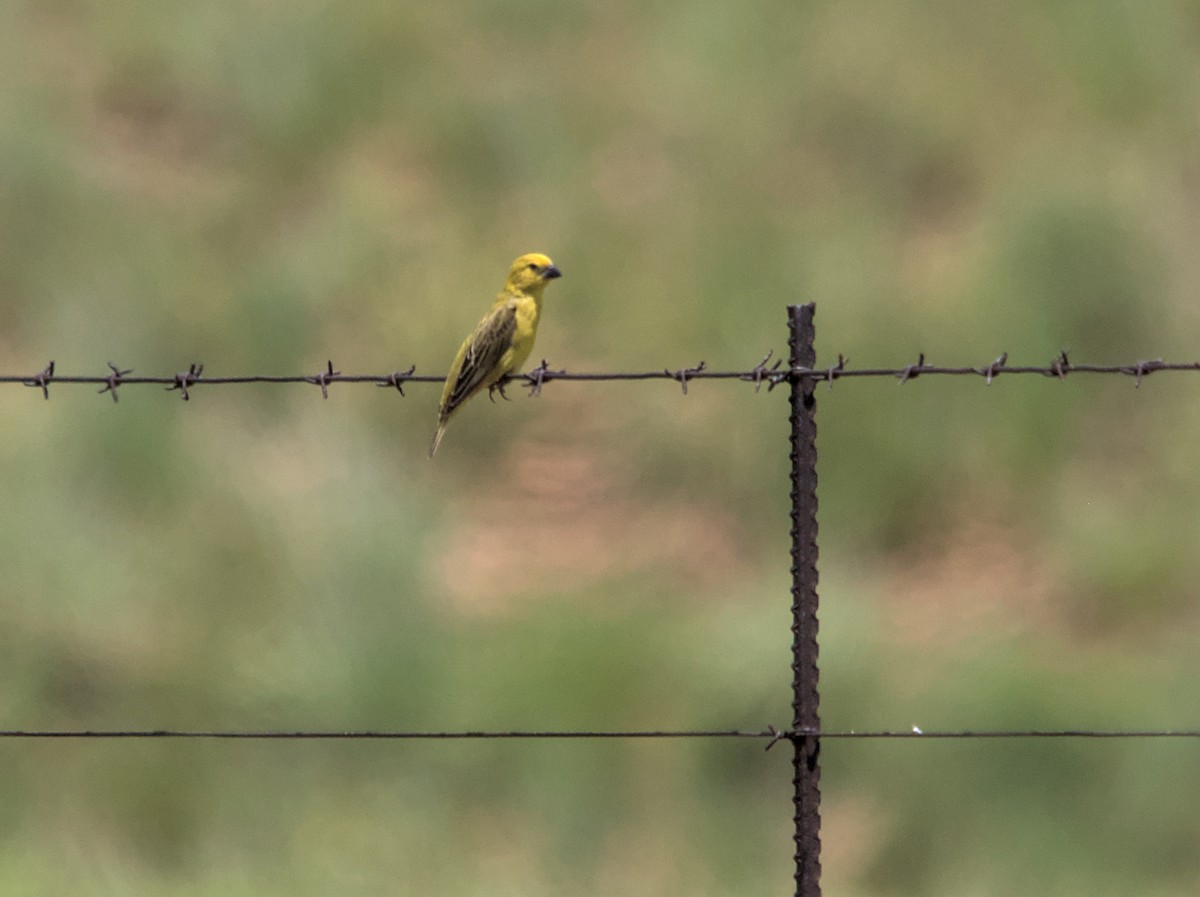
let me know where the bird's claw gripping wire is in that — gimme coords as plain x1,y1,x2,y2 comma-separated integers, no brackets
98,362,132,402
488,376,513,402
979,352,1007,385
307,361,340,398
523,359,564,398
167,363,204,400
666,360,706,395
24,361,55,399
377,365,417,396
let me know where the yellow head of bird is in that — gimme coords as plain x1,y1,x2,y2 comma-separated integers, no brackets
507,252,563,293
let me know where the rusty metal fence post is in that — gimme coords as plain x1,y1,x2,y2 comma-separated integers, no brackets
788,303,822,896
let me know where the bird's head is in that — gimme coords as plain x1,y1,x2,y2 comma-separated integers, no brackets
507,252,563,293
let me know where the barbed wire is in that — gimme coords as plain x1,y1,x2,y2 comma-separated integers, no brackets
4,350,1199,401
2,727,1198,745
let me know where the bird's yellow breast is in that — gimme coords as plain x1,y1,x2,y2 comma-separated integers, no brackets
501,293,542,375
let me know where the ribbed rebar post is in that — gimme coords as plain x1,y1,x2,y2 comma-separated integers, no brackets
788,303,821,896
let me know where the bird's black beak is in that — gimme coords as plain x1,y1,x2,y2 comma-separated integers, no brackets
541,265,563,280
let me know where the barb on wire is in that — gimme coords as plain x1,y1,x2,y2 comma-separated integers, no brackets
764,724,789,752
1133,358,1165,388
523,359,564,398
307,361,341,399
24,361,55,399
167,363,204,401
376,365,417,396
979,352,1007,385
98,363,132,402
743,350,783,393
666,360,707,395
1048,350,1071,380
897,353,927,384
823,353,848,390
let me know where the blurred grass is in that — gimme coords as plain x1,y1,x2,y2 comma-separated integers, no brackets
2,0,1200,893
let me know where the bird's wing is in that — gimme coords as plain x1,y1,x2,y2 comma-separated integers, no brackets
442,302,517,417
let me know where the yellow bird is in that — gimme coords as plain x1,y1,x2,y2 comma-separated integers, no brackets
429,252,563,457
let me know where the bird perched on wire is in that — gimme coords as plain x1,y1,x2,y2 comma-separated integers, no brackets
429,252,563,457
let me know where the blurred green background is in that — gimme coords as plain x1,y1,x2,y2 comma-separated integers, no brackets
2,0,1200,893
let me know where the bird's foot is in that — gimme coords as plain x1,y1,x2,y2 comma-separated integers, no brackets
488,376,513,402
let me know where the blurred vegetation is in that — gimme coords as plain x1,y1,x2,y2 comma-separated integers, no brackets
2,0,1199,893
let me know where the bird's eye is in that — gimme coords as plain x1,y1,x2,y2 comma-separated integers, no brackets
526,263,539,271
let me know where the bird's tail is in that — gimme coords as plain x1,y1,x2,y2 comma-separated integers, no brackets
428,419,448,458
